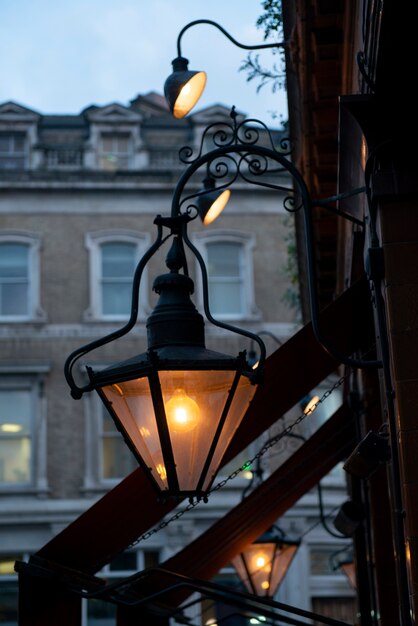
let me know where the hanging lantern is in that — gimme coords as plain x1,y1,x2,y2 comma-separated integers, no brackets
65,216,265,502
232,528,300,597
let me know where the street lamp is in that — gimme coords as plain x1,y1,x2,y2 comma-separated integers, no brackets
164,19,286,118
65,213,265,503
231,527,300,597
330,547,357,590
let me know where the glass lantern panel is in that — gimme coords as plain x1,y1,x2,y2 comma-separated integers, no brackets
159,370,255,492
232,542,298,596
100,378,168,490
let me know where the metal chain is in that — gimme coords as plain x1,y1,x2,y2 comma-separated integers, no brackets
128,369,351,547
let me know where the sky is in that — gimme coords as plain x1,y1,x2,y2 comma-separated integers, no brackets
0,0,287,127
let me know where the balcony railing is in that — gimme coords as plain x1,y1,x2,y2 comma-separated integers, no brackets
44,148,84,169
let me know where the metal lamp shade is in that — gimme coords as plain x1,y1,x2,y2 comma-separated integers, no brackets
93,346,255,500
197,186,231,225
164,56,207,119
232,533,300,596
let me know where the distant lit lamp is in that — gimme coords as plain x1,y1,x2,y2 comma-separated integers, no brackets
343,430,390,479
302,395,320,415
330,548,356,590
164,20,286,118
232,527,300,597
340,556,357,590
197,177,231,225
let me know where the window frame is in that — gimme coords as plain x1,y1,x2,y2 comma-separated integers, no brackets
192,230,261,321
0,131,28,169
0,232,44,322
0,368,49,494
98,132,133,171
84,231,150,322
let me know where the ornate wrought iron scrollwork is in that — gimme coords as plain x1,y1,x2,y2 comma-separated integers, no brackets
169,106,379,371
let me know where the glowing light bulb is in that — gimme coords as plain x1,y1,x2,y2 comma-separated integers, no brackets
261,580,270,590
180,83,191,97
256,555,266,568
173,72,206,119
203,189,231,225
165,389,200,433
0,423,22,433
303,395,320,415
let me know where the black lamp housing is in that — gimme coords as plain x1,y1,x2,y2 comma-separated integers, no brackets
196,177,231,225
65,216,265,502
164,56,207,119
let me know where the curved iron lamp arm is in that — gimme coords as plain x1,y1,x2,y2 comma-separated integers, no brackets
181,221,266,380
171,137,380,370
176,19,286,58
64,220,165,398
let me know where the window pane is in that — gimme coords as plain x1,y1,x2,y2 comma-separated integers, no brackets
209,281,242,315
0,136,11,152
0,581,18,626
102,283,131,316
101,136,114,152
0,390,32,484
143,550,160,569
206,242,245,316
109,551,137,571
101,410,137,480
87,598,116,624
1,284,29,316
0,244,29,278
101,243,136,278
0,133,25,153
207,242,241,277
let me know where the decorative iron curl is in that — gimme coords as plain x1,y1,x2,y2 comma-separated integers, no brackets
276,136,291,155
178,106,291,167
245,153,269,177
207,154,238,182
283,195,303,213
179,120,237,165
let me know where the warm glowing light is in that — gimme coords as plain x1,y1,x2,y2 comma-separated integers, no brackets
261,580,270,590
256,555,266,568
203,189,231,225
0,423,22,433
165,389,200,432
173,72,207,119
0,560,16,575
303,395,320,415
156,464,167,480
139,427,150,438
243,470,253,480
112,383,124,396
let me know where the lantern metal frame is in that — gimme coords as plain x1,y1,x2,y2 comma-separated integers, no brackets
232,525,300,597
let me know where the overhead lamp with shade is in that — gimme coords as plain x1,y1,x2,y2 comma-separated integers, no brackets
164,19,286,118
